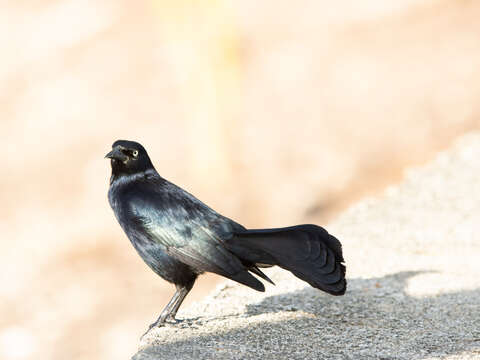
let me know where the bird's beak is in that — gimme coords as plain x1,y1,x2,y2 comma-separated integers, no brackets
105,146,128,162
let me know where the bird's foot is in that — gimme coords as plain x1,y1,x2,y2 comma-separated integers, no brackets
140,315,179,339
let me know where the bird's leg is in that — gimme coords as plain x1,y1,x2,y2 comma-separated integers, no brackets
167,282,194,321
143,281,194,336
145,290,181,331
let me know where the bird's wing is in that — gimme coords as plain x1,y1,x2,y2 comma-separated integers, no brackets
127,190,265,291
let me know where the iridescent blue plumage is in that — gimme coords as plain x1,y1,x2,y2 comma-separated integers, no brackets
106,140,346,335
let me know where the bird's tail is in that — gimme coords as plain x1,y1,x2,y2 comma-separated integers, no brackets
226,224,346,295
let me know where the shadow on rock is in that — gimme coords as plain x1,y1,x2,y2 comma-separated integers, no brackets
134,271,480,360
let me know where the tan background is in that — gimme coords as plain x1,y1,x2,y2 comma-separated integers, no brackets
1,1,480,359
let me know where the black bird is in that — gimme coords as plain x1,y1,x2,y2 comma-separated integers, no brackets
106,140,346,334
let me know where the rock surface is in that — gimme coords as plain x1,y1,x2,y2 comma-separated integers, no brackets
133,133,480,360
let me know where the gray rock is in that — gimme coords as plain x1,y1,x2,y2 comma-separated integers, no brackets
133,133,480,360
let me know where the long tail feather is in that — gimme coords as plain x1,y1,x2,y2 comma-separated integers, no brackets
226,224,346,295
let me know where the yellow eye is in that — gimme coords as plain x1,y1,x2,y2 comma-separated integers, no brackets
132,150,139,157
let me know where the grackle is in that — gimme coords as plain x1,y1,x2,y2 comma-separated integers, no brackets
106,140,346,334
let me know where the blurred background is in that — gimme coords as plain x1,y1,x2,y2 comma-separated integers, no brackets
1,0,480,359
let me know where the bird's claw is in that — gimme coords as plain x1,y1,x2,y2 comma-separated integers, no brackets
141,316,180,338
140,324,157,339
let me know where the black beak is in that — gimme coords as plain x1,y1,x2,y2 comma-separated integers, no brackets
105,146,128,162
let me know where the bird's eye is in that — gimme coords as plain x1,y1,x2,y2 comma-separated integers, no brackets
132,150,139,157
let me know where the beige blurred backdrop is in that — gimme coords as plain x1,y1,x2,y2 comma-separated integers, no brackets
1,1,480,359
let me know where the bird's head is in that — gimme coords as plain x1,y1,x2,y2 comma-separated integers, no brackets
105,140,154,178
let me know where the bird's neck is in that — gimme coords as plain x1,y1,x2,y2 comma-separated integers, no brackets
110,168,159,186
